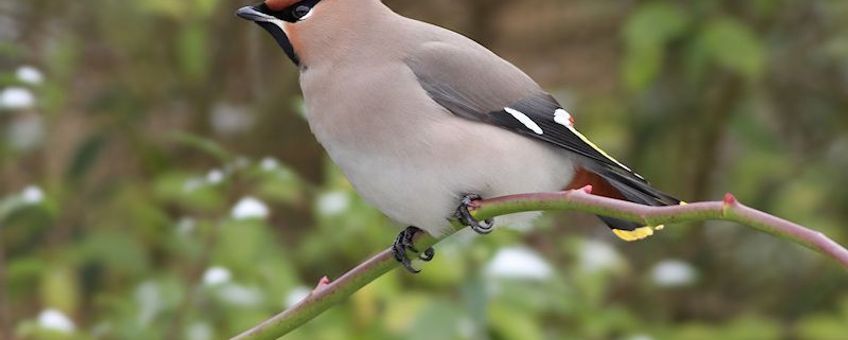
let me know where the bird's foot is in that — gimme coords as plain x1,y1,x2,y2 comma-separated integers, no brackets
392,226,435,274
455,193,494,234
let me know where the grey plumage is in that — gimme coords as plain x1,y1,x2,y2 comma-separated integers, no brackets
238,0,679,239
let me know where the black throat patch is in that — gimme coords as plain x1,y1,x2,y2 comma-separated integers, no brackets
254,21,300,66
246,0,324,66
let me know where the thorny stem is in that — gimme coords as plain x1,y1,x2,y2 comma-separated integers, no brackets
231,188,848,340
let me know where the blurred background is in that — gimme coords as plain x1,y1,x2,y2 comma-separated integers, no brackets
2,0,848,339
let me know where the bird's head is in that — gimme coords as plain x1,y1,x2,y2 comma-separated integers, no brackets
236,0,387,68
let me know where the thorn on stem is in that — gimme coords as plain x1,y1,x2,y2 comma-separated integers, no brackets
723,193,737,206
314,276,331,291
580,185,593,194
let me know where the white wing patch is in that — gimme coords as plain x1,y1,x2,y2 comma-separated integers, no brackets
553,108,644,179
505,107,544,135
554,109,574,128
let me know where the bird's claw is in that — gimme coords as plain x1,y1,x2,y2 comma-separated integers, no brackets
392,226,435,274
455,194,494,234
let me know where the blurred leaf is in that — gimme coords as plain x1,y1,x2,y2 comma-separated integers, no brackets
167,132,232,162
415,245,466,287
41,264,80,314
178,22,210,82
381,291,428,334
250,163,306,205
153,171,225,211
0,42,21,57
136,0,190,19
76,231,151,278
796,313,848,340
722,315,781,340
490,300,543,340
407,298,464,340
624,3,689,50
66,134,107,181
14,321,80,340
670,315,780,340
622,2,690,90
700,18,765,78
8,257,47,300
137,0,220,18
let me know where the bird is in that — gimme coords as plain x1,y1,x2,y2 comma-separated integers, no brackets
236,0,681,273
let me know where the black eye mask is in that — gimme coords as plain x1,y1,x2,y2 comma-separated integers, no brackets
260,0,322,23
236,0,323,66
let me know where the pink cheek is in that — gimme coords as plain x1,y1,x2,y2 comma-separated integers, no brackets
285,27,303,55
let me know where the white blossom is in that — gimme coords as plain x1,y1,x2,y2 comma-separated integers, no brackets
316,191,349,216
0,86,35,110
231,196,270,220
16,65,44,85
202,267,232,286
205,169,225,184
579,240,623,272
37,309,75,333
484,247,553,280
21,185,44,204
260,157,280,171
651,259,697,287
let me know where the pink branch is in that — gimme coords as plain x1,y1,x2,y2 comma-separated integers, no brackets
231,190,848,339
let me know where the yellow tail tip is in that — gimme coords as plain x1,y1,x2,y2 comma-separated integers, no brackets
613,226,655,242
611,201,683,241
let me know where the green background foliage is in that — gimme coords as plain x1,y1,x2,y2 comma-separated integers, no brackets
1,0,847,339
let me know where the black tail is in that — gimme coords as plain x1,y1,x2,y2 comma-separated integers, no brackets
591,165,681,234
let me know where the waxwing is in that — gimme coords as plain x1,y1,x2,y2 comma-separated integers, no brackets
237,0,680,273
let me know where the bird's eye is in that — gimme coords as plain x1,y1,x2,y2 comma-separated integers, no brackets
291,5,312,20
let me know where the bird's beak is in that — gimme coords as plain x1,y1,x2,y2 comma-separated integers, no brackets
236,4,301,66
236,5,275,23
